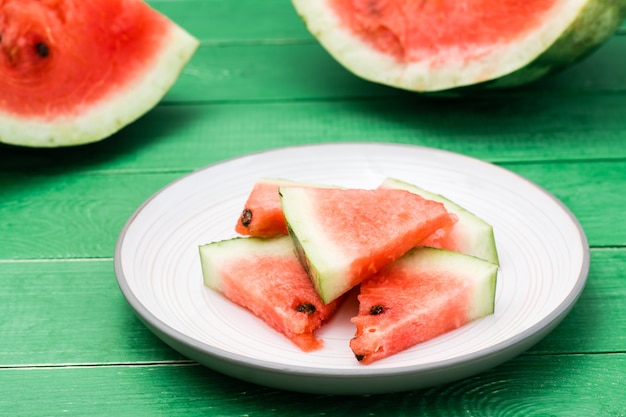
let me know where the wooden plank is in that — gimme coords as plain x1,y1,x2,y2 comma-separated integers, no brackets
2,87,626,175
0,159,625,260
1,353,625,416
504,162,626,248
148,0,312,43
165,35,626,103
0,249,623,366
0,172,180,260
0,259,185,366
530,248,626,354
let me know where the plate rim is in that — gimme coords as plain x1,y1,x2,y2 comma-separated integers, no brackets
114,142,590,393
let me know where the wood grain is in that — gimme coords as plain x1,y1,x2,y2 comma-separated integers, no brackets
0,172,180,260
0,260,184,366
1,354,625,416
149,0,312,43
0,249,623,364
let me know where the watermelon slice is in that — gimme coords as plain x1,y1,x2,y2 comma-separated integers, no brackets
291,0,626,92
351,247,498,364
199,236,343,351
235,178,296,238
380,178,499,265
279,186,455,304
0,0,198,147
235,178,337,238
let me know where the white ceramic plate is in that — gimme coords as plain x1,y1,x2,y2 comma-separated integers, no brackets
115,143,589,395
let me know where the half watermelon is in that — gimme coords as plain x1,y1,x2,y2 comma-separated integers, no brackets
199,236,343,351
292,0,626,92
0,0,198,147
351,247,498,364
280,186,455,304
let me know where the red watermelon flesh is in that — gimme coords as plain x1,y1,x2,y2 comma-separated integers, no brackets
292,0,626,92
329,0,558,64
199,236,343,351
280,186,455,304
0,0,198,147
235,178,337,238
351,247,498,364
235,179,293,238
380,177,499,265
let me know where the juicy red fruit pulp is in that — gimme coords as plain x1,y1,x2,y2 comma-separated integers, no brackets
351,262,474,364
220,254,341,351
0,0,169,118
329,0,558,63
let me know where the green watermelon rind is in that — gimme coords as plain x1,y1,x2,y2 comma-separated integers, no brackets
488,0,626,89
380,177,499,265
0,18,199,148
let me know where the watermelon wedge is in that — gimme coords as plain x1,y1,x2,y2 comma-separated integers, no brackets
291,0,626,92
235,178,337,238
0,0,198,147
279,186,455,304
235,178,296,238
199,236,343,351
351,247,498,364
380,178,499,265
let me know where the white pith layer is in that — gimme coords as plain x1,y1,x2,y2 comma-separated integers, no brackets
279,187,348,303
292,0,589,92
0,22,199,147
200,237,295,292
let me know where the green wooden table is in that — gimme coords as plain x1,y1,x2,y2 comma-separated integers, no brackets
2,1,625,415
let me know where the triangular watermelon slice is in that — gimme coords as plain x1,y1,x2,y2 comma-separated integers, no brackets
380,177,499,265
199,236,343,351
235,178,297,238
235,178,338,238
350,247,498,364
279,186,455,304
0,0,198,147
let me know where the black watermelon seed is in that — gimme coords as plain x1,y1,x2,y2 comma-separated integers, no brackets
240,208,253,227
35,42,50,58
369,305,384,315
295,303,316,314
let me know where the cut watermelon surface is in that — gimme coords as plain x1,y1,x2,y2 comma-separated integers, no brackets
380,178,499,265
235,178,295,238
0,0,198,147
235,178,337,238
292,0,626,91
199,236,342,351
351,247,498,364
280,186,455,304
